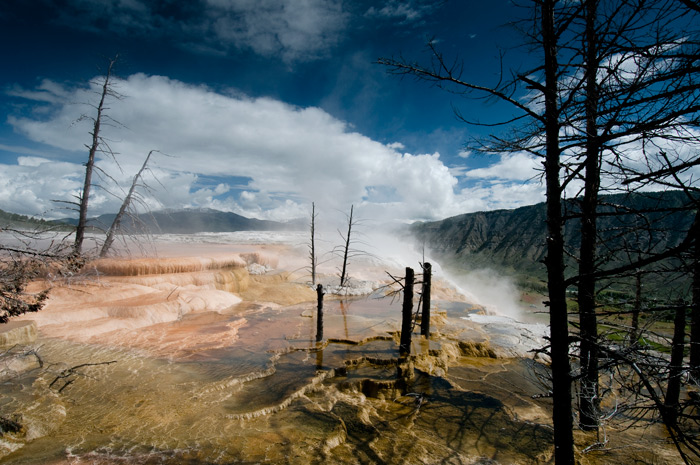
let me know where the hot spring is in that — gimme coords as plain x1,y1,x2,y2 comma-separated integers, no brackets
0,232,556,464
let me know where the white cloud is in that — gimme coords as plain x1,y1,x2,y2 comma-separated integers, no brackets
1,75,446,221
462,181,545,211
17,156,51,167
6,79,75,104
0,157,84,218
462,152,541,181
0,144,52,158
5,73,553,222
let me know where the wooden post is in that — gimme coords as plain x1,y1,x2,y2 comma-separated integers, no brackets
421,262,431,337
400,267,414,356
316,284,324,342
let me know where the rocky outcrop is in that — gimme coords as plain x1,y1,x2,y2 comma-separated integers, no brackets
411,205,548,276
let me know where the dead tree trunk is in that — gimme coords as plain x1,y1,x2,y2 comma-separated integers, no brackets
578,0,602,432
400,267,414,356
690,212,700,375
99,150,155,257
316,284,324,342
665,305,686,424
421,262,431,337
310,202,317,286
74,57,118,256
630,270,642,345
541,0,575,462
339,205,353,287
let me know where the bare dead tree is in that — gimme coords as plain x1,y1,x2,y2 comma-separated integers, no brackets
73,55,121,256
540,4,576,462
332,205,375,288
309,202,318,285
420,262,432,337
693,211,700,376
99,150,159,257
574,0,603,432
338,205,353,287
538,0,700,439
399,267,414,356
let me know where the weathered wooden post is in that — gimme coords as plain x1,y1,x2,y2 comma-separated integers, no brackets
421,262,431,337
399,267,414,356
316,284,324,342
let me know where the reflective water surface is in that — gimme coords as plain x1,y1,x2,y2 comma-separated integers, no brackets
0,239,557,464
1,294,557,465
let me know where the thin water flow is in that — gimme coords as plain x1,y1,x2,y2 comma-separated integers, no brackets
1,294,556,465
0,238,557,464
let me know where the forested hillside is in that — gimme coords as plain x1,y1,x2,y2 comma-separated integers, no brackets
411,190,696,292
0,209,64,230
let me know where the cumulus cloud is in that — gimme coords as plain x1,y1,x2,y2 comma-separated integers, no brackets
462,152,542,181
0,156,84,217
6,73,502,222
458,181,545,212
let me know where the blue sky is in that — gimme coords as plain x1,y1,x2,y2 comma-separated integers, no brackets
0,0,544,223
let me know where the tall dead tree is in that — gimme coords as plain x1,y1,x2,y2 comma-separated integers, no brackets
692,211,700,374
74,56,120,256
400,267,414,356
420,262,432,337
99,150,157,257
540,2,575,462
309,202,318,285
316,284,324,342
339,205,353,287
576,0,602,432
330,205,372,288
587,0,699,446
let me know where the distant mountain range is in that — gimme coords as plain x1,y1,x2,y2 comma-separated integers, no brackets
409,190,696,290
0,208,305,234
73,208,306,234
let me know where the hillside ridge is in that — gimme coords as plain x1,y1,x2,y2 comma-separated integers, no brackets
409,190,696,285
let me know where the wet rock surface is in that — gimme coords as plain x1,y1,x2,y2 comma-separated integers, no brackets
0,321,37,348
0,238,683,464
